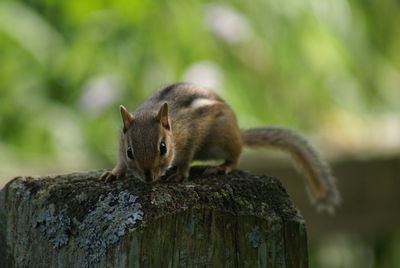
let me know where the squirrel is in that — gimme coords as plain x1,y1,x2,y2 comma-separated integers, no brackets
101,82,340,213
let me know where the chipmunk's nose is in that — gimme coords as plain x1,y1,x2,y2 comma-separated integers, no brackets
144,170,154,183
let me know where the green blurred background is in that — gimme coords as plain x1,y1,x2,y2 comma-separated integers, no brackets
0,0,399,267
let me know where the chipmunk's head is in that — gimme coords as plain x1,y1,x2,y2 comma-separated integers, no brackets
119,103,174,183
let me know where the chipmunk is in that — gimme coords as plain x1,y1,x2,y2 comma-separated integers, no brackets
101,83,340,212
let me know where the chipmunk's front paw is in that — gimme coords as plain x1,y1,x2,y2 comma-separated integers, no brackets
203,166,228,176
165,172,187,182
100,171,118,183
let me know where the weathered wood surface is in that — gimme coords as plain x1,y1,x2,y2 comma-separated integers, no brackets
0,166,308,268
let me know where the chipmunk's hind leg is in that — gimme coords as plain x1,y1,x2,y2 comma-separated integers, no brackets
203,111,243,176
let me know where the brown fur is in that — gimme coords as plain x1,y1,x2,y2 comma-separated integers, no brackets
242,127,340,213
101,83,340,213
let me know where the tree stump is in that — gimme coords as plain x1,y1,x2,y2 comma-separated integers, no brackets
0,166,308,268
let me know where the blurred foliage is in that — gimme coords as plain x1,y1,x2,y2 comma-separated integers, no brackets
310,232,400,268
1,0,399,174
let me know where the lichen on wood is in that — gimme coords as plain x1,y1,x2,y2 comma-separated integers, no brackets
0,166,308,268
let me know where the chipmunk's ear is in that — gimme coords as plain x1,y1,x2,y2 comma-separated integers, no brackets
119,105,134,133
156,103,170,130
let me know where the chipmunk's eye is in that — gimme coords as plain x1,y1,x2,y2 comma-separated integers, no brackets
127,147,134,159
159,142,167,156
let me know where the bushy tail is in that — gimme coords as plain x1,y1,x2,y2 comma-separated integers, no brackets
241,127,340,213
